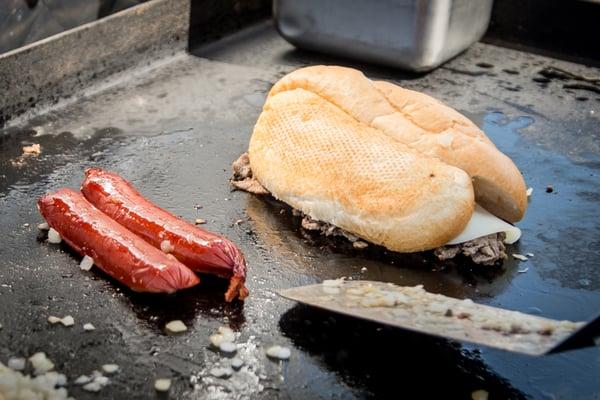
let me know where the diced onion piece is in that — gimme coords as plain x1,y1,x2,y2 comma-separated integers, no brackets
44,371,67,387
47,316,62,324
7,357,26,371
526,187,533,197
209,367,233,378
165,320,187,334
94,376,109,385
60,316,75,327
512,253,528,261
231,358,244,370
37,222,49,231
209,334,224,347
219,342,237,354
102,364,119,374
29,352,54,375
79,256,94,271
83,323,95,331
83,382,103,392
446,204,522,245
74,375,91,385
154,378,172,392
266,345,291,360
47,228,62,244
160,240,174,253
471,390,489,400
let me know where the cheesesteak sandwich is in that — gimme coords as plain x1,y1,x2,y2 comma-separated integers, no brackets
232,66,527,265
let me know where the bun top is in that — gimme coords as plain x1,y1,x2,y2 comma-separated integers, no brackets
269,65,527,222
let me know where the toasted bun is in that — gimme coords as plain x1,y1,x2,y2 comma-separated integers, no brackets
269,66,527,222
249,88,474,252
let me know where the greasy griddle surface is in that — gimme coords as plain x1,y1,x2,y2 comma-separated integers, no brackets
1,22,599,399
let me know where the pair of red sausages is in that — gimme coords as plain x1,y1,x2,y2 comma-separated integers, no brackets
38,168,248,301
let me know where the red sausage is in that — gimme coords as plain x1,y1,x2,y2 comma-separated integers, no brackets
38,189,200,293
81,168,249,302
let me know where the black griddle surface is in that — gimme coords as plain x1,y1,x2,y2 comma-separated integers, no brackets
1,22,599,399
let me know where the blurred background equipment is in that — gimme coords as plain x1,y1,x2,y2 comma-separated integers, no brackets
274,0,494,71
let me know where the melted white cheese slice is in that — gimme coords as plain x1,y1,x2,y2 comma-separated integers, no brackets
446,204,521,245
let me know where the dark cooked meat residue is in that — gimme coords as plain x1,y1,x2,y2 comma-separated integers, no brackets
231,153,507,265
434,233,507,266
231,153,269,195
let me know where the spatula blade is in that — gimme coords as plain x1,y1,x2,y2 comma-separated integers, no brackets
278,280,584,356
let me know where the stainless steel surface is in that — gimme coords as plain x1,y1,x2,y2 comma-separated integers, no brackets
279,281,585,356
273,0,493,71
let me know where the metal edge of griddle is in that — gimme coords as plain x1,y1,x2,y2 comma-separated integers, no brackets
0,0,272,129
0,0,189,128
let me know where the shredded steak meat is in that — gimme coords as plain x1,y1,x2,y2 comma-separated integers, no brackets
230,153,269,195
434,233,507,266
231,153,507,265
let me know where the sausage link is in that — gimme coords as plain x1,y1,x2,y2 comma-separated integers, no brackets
81,168,249,301
38,188,200,293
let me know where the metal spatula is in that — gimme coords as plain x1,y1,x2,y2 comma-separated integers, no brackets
278,280,600,356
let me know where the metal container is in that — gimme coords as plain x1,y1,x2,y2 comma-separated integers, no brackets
273,0,494,71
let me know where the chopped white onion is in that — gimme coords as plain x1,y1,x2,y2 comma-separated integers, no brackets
82,382,103,392
230,358,244,370
95,376,109,385
47,316,62,324
37,222,50,231
526,253,534,257
47,228,62,244
160,240,174,253
43,371,67,387
60,316,75,327
471,389,489,400
79,256,94,271
102,364,119,374
209,334,225,348
219,342,237,354
74,375,91,385
266,345,291,360
526,188,533,197
154,378,172,392
7,357,26,371
512,253,528,261
29,352,54,375
209,367,233,378
0,361,71,399
83,323,95,331
165,320,187,334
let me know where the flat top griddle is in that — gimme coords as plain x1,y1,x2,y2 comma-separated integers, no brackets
1,9,599,400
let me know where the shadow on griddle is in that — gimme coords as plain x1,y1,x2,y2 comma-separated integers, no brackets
249,195,508,284
40,234,246,332
123,275,246,333
279,304,526,399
